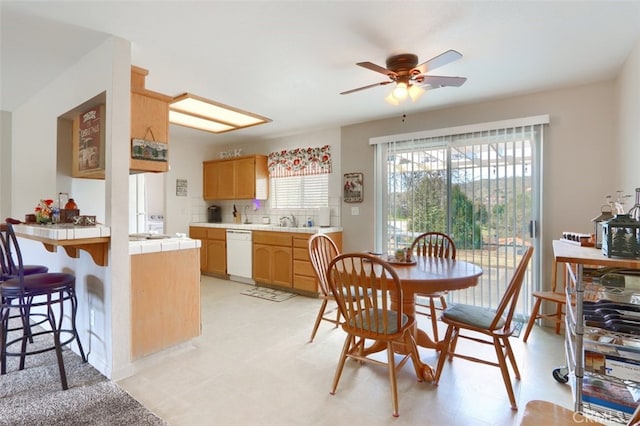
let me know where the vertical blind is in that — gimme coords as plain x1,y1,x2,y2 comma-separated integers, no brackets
373,116,547,315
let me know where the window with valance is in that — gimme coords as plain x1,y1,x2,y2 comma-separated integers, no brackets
267,145,332,177
268,145,331,209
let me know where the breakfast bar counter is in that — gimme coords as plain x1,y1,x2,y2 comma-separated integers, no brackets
129,235,202,359
13,223,111,266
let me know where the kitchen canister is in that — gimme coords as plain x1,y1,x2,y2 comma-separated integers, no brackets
318,207,330,227
262,216,270,224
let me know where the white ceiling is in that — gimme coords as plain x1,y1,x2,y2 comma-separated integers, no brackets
2,1,640,145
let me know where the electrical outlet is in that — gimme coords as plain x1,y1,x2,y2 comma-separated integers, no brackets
90,309,95,327
351,206,359,215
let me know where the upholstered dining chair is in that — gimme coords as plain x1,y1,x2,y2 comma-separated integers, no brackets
327,252,424,417
434,246,533,410
410,232,456,342
1,222,86,390
307,233,341,342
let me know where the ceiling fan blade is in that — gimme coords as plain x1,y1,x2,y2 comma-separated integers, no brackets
414,49,463,75
340,80,393,95
356,61,397,77
417,75,467,88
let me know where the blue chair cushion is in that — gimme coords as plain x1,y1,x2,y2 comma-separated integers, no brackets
443,304,505,330
348,308,408,334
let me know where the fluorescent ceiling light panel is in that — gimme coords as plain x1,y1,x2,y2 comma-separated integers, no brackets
169,93,271,134
169,110,235,133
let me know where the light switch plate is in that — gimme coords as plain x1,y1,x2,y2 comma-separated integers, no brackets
351,206,359,215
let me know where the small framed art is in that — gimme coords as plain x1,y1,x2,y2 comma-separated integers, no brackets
343,172,363,203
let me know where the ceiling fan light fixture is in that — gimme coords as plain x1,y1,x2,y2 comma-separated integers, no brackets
392,82,408,100
384,93,400,105
408,84,425,102
169,93,271,134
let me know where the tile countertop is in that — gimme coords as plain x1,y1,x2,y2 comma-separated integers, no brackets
13,223,111,239
13,224,201,256
128,236,201,256
190,222,343,234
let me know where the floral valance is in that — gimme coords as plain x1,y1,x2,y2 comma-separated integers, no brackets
268,145,332,178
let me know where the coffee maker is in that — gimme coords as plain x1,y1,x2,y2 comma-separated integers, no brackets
207,205,222,223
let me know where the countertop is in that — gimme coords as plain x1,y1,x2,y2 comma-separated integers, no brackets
13,224,200,256
189,222,342,234
13,223,110,239
129,236,201,255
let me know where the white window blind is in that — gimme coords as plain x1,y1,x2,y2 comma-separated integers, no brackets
270,174,328,209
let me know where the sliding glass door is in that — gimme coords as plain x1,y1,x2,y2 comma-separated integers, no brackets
374,123,543,317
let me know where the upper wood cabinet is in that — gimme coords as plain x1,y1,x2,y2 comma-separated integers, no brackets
130,66,172,173
203,155,269,200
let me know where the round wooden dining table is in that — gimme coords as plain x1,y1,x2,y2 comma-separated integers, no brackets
390,255,483,350
359,255,483,381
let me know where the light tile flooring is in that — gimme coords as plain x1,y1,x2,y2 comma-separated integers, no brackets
118,276,573,425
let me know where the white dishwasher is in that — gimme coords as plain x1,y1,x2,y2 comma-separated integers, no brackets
226,229,254,284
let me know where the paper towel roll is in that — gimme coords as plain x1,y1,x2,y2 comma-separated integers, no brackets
318,207,330,227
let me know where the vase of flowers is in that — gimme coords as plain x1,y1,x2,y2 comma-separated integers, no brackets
35,199,55,224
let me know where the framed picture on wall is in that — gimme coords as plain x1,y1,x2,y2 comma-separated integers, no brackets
72,104,106,179
343,172,363,203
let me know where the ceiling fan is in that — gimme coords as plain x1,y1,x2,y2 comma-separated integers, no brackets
340,49,467,104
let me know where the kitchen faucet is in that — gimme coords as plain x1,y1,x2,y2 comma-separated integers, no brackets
244,205,250,224
279,214,297,227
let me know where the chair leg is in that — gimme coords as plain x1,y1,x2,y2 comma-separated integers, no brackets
429,298,439,342
330,335,353,395
0,305,8,375
448,327,460,361
523,297,543,343
69,289,87,362
386,342,400,417
554,302,563,335
309,299,329,343
434,324,455,384
503,336,521,380
493,336,517,410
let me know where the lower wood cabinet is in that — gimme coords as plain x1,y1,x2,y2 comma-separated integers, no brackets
189,226,227,277
293,232,343,294
253,231,293,288
131,248,201,360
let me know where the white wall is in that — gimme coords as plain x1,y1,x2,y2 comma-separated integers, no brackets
9,37,133,379
0,111,11,219
617,38,640,192
341,80,619,289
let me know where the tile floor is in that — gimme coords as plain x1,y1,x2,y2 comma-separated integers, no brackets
118,276,574,425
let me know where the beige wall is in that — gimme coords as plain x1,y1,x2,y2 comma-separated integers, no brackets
341,81,619,287
617,38,640,191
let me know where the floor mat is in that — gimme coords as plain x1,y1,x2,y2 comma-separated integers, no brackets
240,286,296,302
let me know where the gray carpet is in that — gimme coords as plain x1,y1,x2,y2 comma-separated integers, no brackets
0,325,167,426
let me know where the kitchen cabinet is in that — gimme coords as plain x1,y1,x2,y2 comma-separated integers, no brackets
292,232,342,294
131,247,201,360
130,66,171,173
189,226,227,277
203,155,269,201
253,231,293,288
554,240,640,424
